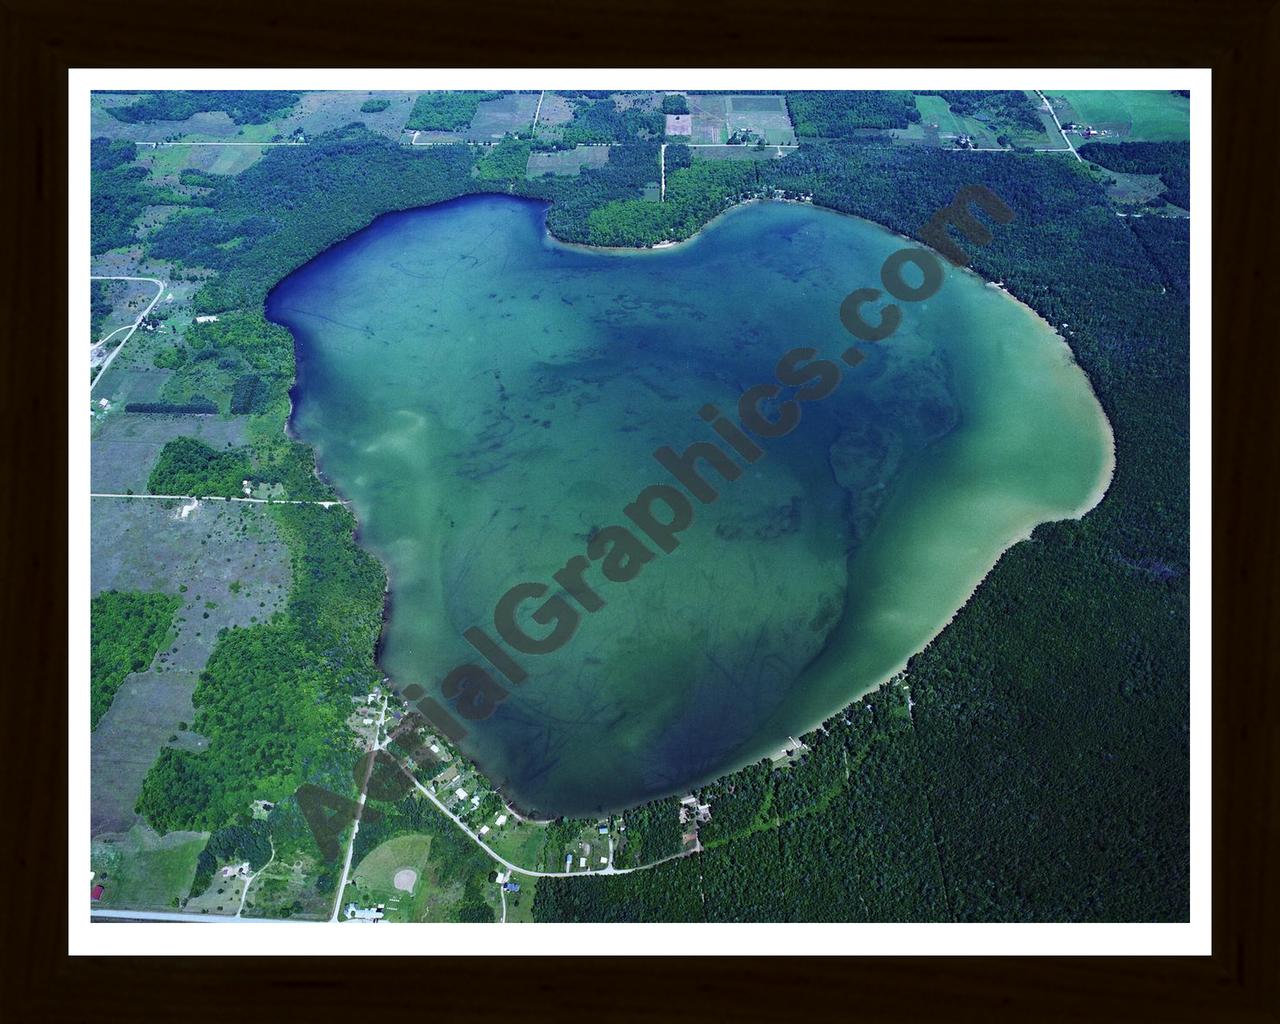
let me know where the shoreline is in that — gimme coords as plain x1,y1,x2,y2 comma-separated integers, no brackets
273,191,1119,820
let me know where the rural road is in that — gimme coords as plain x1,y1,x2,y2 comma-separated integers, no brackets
90,493,348,508
236,837,275,918
1036,90,1083,163
91,908,298,923
89,276,165,395
329,695,390,921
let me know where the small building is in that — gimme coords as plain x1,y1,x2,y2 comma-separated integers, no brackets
598,824,609,835
478,825,490,836
579,857,586,868
344,902,384,922
195,315,220,324
91,885,104,900
495,814,508,827
455,788,468,801
502,881,520,893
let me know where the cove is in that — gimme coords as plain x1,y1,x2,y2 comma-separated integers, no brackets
267,195,1113,818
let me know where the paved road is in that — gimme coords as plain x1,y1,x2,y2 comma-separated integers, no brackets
89,276,165,395
91,493,348,508
532,90,545,134
329,695,390,921
1036,90,1083,163
90,908,300,923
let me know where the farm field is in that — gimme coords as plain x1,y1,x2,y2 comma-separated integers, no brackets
91,413,247,493
277,91,415,140
466,92,539,140
526,144,611,177
90,498,291,836
1050,90,1190,142
90,823,206,909
687,94,796,145
690,144,792,161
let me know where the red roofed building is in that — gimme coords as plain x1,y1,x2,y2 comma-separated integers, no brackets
91,885,104,900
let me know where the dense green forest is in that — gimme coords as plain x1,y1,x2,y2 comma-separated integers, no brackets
359,98,391,114
555,98,664,146
1079,141,1191,209
404,91,501,131
147,436,251,497
106,91,300,125
785,91,920,136
90,591,182,729
109,97,1189,922
90,138,173,254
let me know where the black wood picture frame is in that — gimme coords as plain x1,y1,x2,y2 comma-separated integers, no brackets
3,0,1273,1019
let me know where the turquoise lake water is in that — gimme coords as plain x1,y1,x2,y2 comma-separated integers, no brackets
268,195,1112,816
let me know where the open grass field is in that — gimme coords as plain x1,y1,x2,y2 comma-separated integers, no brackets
90,498,291,835
91,823,206,909
138,142,270,182
526,144,611,177
274,91,416,141
687,94,729,144
725,94,796,145
690,144,792,161
351,834,434,922
466,92,539,141
1050,90,1190,142
91,413,247,494
484,818,550,869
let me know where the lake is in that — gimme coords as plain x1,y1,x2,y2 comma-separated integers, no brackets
268,195,1112,817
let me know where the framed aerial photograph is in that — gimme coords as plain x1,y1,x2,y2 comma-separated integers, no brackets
69,69,1207,954
5,1,1273,1009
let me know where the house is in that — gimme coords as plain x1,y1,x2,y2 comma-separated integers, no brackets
455,788,468,801
478,825,490,836
195,315,220,324
598,824,609,835
91,885,104,900
502,881,520,893
344,903,384,922
495,814,508,827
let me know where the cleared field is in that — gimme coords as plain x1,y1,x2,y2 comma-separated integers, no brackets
484,819,549,869
91,667,205,835
466,92,539,141
90,498,291,836
91,413,246,493
526,145,611,178
242,851,331,920
535,92,575,128
91,278,157,346
1050,90,1190,142
350,834,435,922
91,823,206,909
277,91,416,140
725,94,796,145
910,94,1001,148
138,142,270,182
688,94,729,143
690,145,792,161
